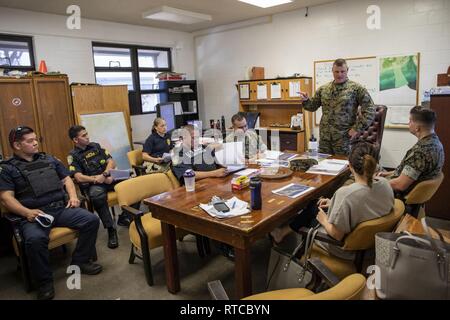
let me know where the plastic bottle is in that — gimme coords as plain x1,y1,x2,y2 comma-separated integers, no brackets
183,169,196,192
250,176,262,210
308,134,318,159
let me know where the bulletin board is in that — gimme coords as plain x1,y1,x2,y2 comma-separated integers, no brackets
313,53,420,129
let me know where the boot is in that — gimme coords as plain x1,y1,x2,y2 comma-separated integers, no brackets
107,227,119,249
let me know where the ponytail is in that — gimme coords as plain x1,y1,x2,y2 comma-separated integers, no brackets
349,142,379,187
363,154,377,187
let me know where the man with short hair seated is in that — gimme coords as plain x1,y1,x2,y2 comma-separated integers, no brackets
378,106,444,196
172,124,227,183
225,112,267,159
0,126,102,300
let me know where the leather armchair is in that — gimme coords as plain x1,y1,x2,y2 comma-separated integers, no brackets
127,149,146,176
353,105,387,159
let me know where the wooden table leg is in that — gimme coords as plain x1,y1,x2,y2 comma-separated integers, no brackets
234,246,252,299
161,222,180,293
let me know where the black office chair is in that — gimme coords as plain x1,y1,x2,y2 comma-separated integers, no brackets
243,112,260,129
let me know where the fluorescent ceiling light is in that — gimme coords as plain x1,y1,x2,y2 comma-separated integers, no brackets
238,0,293,8
143,6,212,24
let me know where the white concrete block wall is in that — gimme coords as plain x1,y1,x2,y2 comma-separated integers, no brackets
0,7,195,142
194,0,450,167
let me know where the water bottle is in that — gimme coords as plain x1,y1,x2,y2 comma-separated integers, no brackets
183,169,196,192
309,134,318,159
221,116,226,133
250,176,262,210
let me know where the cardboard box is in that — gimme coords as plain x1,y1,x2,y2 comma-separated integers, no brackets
251,67,264,80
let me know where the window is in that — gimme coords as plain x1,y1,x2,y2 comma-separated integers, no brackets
0,34,35,72
92,42,172,115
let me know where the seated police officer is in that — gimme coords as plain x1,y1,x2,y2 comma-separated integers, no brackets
68,125,131,249
0,126,102,300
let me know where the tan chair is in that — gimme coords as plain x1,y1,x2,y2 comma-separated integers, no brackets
1,208,81,291
298,199,405,279
127,149,146,176
114,172,206,286
403,172,444,218
208,258,366,300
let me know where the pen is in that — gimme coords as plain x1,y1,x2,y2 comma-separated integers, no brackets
232,201,236,209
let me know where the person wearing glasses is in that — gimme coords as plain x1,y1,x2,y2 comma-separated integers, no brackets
67,125,130,249
0,126,102,300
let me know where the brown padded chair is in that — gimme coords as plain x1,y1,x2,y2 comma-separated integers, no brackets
354,105,387,159
298,199,405,279
403,172,444,218
208,258,366,300
127,149,146,176
114,171,207,286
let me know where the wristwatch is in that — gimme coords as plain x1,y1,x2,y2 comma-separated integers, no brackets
102,171,110,177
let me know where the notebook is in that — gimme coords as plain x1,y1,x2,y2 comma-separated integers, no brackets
109,169,131,181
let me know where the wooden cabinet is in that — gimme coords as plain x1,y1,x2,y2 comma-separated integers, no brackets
427,94,450,220
0,75,74,164
237,77,312,153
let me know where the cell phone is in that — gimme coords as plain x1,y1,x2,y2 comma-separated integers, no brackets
213,201,230,213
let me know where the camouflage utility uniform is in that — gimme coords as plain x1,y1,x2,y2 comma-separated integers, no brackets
225,130,267,159
303,80,375,155
391,133,444,195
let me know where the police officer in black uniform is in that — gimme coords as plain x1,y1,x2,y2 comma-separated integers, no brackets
0,126,102,300
171,125,227,183
67,125,130,249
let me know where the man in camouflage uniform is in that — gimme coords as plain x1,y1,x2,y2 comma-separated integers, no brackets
301,59,376,155
225,113,267,159
378,106,444,196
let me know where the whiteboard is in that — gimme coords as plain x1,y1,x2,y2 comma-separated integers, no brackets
80,112,131,170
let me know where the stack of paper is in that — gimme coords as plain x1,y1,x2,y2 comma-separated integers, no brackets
199,197,250,219
264,150,298,161
306,159,349,175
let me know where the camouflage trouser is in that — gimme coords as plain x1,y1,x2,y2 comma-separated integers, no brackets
319,135,351,156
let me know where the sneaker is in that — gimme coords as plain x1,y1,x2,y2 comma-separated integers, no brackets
37,282,55,300
117,213,131,227
107,228,119,249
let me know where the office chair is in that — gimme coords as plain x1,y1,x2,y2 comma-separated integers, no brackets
114,173,209,286
243,112,260,129
297,199,405,279
1,195,94,292
353,105,387,159
127,149,146,176
208,258,366,300
403,172,444,218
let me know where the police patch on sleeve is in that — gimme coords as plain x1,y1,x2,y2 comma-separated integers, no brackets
69,165,76,172
167,139,170,145
105,150,110,156
67,155,73,165
100,159,106,165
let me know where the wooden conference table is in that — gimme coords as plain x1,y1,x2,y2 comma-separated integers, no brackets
144,160,350,299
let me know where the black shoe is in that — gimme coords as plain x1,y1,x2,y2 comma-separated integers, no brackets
219,244,235,261
117,213,131,227
77,262,103,275
107,228,119,249
37,282,55,300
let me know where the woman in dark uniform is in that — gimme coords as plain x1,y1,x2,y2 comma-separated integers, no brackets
142,117,173,173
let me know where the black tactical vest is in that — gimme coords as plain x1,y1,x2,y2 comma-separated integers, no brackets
72,145,107,176
8,154,63,200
